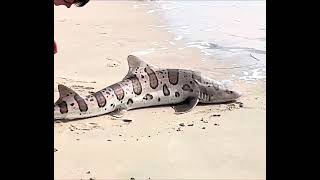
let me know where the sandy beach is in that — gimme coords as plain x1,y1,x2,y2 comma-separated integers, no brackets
54,1,266,179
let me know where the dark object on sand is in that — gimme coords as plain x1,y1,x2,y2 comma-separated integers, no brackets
179,123,185,127
122,119,132,123
211,114,221,117
202,127,206,129
54,148,58,152
188,124,194,126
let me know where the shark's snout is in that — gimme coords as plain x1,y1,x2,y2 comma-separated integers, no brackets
233,90,242,99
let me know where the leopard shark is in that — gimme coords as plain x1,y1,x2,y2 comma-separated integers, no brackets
54,55,241,120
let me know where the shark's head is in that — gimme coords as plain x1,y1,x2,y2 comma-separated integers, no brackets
197,80,242,103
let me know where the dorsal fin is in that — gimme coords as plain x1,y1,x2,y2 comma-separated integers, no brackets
57,84,79,99
123,55,156,79
127,55,149,70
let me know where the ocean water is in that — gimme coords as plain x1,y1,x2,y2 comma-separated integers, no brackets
134,0,266,83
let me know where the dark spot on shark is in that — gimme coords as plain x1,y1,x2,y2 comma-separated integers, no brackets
141,75,144,79
127,98,133,105
70,103,74,106
110,83,124,100
144,66,159,89
57,101,68,114
93,91,107,107
168,69,179,85
175,92,180,97
226,90,233,94
74,95,88,112
163,84,170,96
66,94,69,97
90,98,94,102
128,75,142,95
190,81,193,84
182,84,193,92
158,98,161,102
143,94,153,100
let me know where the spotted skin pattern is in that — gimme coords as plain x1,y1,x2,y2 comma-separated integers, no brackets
54,55,241,120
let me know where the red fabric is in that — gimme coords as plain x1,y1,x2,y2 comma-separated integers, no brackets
54,40,57,54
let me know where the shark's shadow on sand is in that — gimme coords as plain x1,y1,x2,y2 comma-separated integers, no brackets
55,100,240,123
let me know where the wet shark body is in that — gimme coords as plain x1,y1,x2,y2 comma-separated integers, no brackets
54,55,241,120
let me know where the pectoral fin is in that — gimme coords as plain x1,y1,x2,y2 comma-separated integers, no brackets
173,96,199,114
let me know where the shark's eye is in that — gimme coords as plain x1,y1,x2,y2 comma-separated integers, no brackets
226,90,233,94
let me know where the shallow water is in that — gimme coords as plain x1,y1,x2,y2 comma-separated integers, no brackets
135,0,266,83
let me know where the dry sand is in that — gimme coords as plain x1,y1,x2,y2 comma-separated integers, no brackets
54,1,266,179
